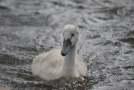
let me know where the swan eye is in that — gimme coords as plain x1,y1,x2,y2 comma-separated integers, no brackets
71,34,74,37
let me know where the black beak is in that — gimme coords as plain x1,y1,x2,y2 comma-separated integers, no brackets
61,39,72,56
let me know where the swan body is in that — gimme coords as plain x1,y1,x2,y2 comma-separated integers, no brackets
0,86,11,90
31,25,87,80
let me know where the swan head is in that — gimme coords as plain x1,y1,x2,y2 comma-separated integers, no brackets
61,25,79,56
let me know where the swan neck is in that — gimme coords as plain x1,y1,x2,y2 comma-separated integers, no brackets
60,45,77,77
65,45,76,66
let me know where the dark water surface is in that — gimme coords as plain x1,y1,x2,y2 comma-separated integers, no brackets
0,0,134,90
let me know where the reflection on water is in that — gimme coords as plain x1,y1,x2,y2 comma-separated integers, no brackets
0,0,134,90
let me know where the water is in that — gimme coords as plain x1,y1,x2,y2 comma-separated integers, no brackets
0,0,134,90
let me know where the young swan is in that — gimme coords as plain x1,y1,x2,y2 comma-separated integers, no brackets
31,25,87,80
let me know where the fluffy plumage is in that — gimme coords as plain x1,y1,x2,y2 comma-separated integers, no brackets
31,25,87,80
